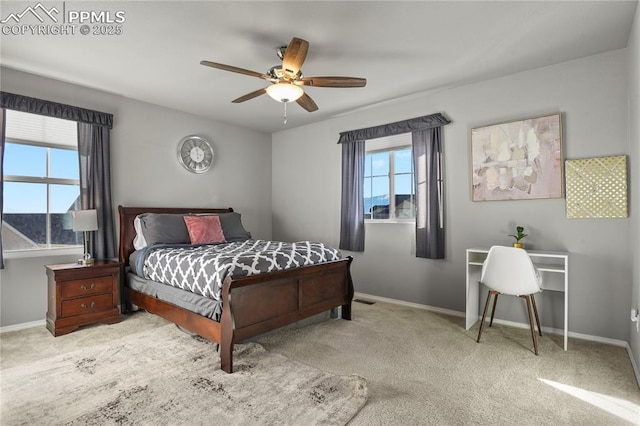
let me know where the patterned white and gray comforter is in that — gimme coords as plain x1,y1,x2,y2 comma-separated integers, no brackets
134,239,341,302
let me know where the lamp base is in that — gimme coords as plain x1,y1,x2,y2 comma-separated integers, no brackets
78,257,95,265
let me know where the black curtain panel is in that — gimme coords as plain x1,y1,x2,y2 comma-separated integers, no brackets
0,108,5,269
0,92,113,128
339,140,365,251
412,127,445,259
337,113,449,143
78,123,116,261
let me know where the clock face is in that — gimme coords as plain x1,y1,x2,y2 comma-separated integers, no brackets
177,136,214,174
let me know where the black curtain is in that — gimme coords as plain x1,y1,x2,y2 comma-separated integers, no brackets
78,123,116,260
338,113,450,256
339,140,365,251
337,113,450,143
0,92,114,264
0,92,113,128
0,108,5,269
412,128,444,258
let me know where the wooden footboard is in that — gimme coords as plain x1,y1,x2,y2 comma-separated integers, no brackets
220,257,353,372
125,257,353,373
118,205,353,373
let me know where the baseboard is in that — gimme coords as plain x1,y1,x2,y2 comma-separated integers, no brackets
624,342,640,389
0,319,46,334
354,292,629,348
487,317,629,347
354,292,465,318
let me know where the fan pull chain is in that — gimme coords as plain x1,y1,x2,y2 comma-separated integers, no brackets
283,102,287,125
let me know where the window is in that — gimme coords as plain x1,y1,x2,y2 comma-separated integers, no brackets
2,110,81,251
363,134,415,221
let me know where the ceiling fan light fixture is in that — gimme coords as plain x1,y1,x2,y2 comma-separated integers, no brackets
266,82,304,103
201,36,365,114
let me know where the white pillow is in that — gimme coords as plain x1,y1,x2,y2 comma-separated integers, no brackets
133,216,148,250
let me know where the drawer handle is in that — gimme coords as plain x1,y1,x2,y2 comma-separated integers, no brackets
81,283,96,291
81,302,96,309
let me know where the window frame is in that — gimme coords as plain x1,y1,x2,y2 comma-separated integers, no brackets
3,125,82,254
364,135,416,224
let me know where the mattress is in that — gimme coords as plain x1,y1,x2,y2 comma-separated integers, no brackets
127,272,222,320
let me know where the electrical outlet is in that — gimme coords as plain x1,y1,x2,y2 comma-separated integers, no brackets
631,308,640,333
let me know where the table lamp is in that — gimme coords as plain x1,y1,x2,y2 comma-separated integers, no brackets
71,209,98,265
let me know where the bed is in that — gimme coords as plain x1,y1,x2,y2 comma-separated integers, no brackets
118,206,354,373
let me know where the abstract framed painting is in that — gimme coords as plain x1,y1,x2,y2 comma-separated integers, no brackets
470,113,563,201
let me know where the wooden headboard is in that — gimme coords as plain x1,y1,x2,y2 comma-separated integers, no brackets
117,205,234,265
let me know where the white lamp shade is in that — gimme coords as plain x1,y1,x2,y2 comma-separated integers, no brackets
71,209,98,232
266,83,304,103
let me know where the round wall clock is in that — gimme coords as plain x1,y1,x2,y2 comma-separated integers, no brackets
177,135,214,174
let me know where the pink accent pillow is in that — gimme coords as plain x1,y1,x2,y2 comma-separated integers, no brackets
183,215,226,245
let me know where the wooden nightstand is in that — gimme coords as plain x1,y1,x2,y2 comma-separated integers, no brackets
45,260,121,336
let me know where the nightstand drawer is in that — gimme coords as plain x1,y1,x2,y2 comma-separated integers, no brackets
61,276,114,298
61,294,114,318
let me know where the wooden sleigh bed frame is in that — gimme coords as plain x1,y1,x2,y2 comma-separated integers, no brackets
118,206,354,373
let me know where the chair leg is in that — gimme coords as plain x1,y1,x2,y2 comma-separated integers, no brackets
523,295,539,355
477,291,493,343
489,292,499,327
530,293,542,336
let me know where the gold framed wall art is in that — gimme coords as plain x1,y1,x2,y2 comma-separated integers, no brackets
471,113,563,201
565,155,628,219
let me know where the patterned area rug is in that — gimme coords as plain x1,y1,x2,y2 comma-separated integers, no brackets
1,324,367,425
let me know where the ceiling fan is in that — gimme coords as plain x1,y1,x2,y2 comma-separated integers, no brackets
200,37,366,121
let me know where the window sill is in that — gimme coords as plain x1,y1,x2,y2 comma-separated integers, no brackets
3,247,83,260
366,220,415,224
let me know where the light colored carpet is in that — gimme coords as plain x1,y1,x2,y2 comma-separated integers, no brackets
2,302,639,425
0,318,367,425
254,301,640,425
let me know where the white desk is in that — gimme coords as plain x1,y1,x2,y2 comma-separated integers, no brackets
465,247,570,350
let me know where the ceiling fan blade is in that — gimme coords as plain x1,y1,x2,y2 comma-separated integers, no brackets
296,92,318,112
200,60,270,80
232,88,267,103
282,37,309,76
300,76,367,88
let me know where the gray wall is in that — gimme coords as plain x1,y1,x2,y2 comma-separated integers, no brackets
272,49,632,342
0,67,272,327
629,4,640,374
0,35,637,350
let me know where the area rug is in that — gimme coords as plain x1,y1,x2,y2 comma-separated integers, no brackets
1,324,367,425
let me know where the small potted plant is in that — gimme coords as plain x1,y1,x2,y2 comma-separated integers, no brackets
509,225,528,248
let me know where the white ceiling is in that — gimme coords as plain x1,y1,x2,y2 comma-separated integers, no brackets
1,1,637,134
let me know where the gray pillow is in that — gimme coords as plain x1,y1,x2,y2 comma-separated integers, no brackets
135,212,252,248
137,213,190,246
214,212,252,242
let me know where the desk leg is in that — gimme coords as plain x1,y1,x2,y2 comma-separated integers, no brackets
564,257,569,351
466,251,480,330
466,281,479,330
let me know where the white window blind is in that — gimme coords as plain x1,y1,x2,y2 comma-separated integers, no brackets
5,110,77,148
365,133,411,152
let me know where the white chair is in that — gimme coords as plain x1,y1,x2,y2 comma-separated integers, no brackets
476,245,543,355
